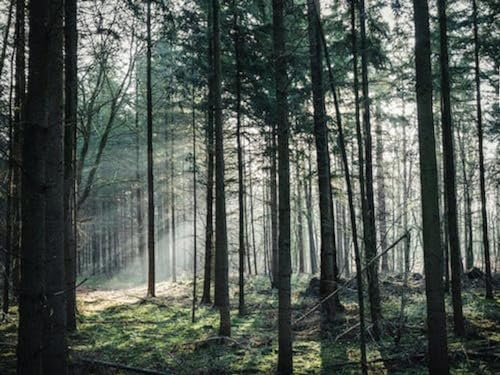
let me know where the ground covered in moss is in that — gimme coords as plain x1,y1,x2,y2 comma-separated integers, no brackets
1,275,498,374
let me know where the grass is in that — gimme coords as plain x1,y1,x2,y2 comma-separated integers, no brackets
0,274,498,374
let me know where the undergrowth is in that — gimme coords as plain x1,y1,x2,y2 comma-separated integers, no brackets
0,275,498,374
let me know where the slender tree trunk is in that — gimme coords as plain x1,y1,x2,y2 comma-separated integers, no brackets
135,75,146,280
313,2,367,371
170,116,177,283
201,14,214,301
296,151,305,274
233,4,245,315
212,0,231,337
358,0,382,339
146,0,155,297
437,0,465,335
12,0,25,302
305,141,318,274
191,81,198,323
248,160,258,275
64,0,78,333
270,122,279,288
472,0,493,299
413,0,449,372
272,0,292,372
307,0,338,321
375,116,388,272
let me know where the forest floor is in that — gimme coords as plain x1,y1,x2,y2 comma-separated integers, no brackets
0,274,499,374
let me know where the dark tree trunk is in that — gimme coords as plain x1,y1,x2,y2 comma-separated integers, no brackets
146,0,155,297
42,0,67,372
201,16,214,301
307,0,338,321
358,0,381,339
437,0,465,335
412,0,450,372
314,1,368,371
272,0,292,372
233,3,245,315
472,0,493,299
64,0,78,333
212,0,231,337
12,0,25,302
248,160,258,275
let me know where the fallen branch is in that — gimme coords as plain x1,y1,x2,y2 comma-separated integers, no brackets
293,232,409,326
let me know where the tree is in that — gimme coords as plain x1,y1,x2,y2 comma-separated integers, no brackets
307,0,338,321
201,0,214,305
64,0,78,332
212,0,231,337
358,0,382,339
437,0,465,336
412,0,449,372
233,2,245,316
272,0,292,372
146,0,156,297
472,0,493,300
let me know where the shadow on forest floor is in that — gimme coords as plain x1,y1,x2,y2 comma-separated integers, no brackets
0,275,499,374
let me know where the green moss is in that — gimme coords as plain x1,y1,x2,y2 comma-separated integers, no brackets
1,277,498,374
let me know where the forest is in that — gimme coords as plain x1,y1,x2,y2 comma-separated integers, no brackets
0,0,498,374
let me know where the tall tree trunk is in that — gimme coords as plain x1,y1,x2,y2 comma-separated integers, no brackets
272,0,292,372
358,0,381,339
305,141,318,274
170,116,177,283
191,81,198,323
248,160,258,275
437,0,465,335
412,0,449,372
270,122,279,287
472,0,493,299
212,0,231,337
12,0,25,302
313,2,368,371
233,4,245,315
146,0,155,297
375,116,388,272
135,76,146,280
42,0,67,372
64,0,78,333
307,0,338,321
201,12,214,301
296,151,305,274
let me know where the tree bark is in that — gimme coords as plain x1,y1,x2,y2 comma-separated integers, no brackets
272,0,292,372
437,0,465,335
64,0,78,333
233,3,245,316
212,0,231,337
472,0,493,299
307,0,338,321
358,0,381,339
146,0,155,297
412,0,449,372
